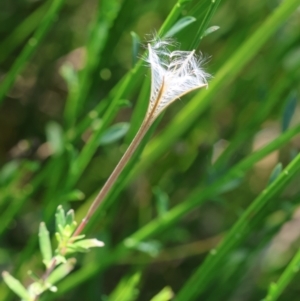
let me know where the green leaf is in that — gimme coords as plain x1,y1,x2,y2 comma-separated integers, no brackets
268,163,283,186
55,205,66,233
262,248,300,301
70,234,85,241
0,0,66,104
118,99,132,108
0,1,51,64
65,210,77,235
56,189,85,203
65,209,75,227
153,187,169,217
60,63,79,92
54,254,67,265
189,0,221,48
46,121,64,156
0,161,19,185
38,222,53,268
47,258,76,285
124,239,161,257
130,31,141,67
99,122,130,145
2,271,31,301
63,224,75,238
71,238,104,253
202,25,220,38
150,287,174,301
108,271,141,301
164,16,197,38
282,91,297,132
217,178,242,194
175,152,300,301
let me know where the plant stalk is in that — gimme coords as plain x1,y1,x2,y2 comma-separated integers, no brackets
72,117,152,237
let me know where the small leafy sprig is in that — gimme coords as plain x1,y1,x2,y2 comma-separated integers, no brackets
2,206,104,301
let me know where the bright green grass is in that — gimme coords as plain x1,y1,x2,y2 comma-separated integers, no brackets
0,0,300,300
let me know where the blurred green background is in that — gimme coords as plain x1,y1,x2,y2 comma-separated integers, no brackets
1,0,300,300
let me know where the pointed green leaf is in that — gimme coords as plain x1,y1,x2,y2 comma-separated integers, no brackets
55,232,62,244
118,99,132,108
65,210,77,235
282,91,297,132
202,25,220,38
65,245,88,254
60,63,79,92
124,239,161,257
47,258,76,285
150,287,174,301
2,271,31,301
72,238,104,252
268,163,283,186
130,31,141,67
0,161,19,185
65,209,75,227
55,205,66,233
70,234,85,241
38,222,53,268
45,121,64,156
99,122,130,145
108,271,141,301
54,254,67,265
153,187,169,217
164,16,197,38
57,190,85,203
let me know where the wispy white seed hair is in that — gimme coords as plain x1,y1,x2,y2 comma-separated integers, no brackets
146,41,209,121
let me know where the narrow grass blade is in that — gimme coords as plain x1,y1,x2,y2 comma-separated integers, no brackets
45,122,64,157
0,0,66,104
0,1,51,64
175,152,300,301
164,16,196,38
130,31,141,67
189,0,222,48
63,0,122,127
135,0,300,176
108,271,141,301
282,91,297,132
52,124,300,297
263,249,300,301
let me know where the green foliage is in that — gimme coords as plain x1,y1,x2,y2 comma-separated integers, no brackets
39,223,53,268
1,0,300,300
3,206,103,300
108,271,141,301
263,249,300,301
2,272,31,301
150,287,174,301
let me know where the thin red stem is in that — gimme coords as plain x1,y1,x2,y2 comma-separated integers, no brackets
72,77,166,237
72,119,152,237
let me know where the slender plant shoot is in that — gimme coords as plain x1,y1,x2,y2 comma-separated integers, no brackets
73,39,209,237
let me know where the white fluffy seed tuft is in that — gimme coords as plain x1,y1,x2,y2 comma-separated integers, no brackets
146,41,209,120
